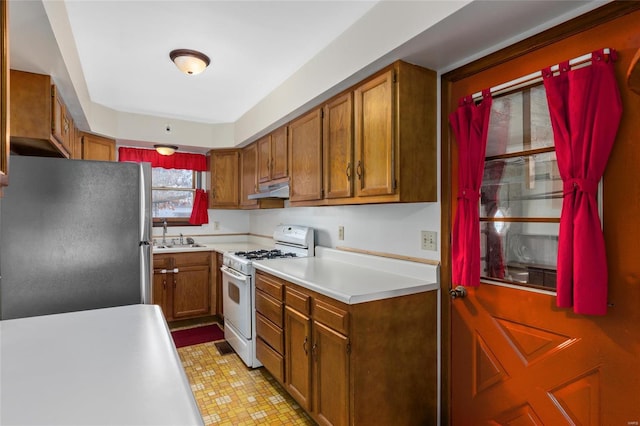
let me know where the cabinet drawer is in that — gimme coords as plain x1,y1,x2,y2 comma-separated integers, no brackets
256,337,284,384
314,299,349,335
285,286,311,315
256,272,284,301
256,313,284,354
172,251,211,267
153,254,172,269
255,290,283,327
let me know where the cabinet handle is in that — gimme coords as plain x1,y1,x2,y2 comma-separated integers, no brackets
346,162,352,179
212,189,216,199
303,336,308,355
312,342,318,360
162,278,166,290
356,161,363,181
173,278,177,289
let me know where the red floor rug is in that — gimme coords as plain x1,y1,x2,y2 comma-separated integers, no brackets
171,324,225,348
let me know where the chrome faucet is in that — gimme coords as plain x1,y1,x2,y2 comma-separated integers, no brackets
180,233,184,245
162,219,168,244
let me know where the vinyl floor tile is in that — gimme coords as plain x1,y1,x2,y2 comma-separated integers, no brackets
177,340,315,425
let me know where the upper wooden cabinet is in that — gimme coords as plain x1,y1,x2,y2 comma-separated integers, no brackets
240,143,259,209
9,70,71,158
240,143,284,210
209,148,240,209
323,92,354,199
0,0,8,194
290,60,437,207
258,125,288,184
81,132,115,161
288,107,323,202
354,61,436,202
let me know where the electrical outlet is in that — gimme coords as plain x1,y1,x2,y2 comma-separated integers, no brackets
338,226,344,241
213,221,220,231
421,230,437,251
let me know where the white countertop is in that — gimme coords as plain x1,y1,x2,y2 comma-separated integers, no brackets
0,304,203,426
253,247,439,304
153,241,272,254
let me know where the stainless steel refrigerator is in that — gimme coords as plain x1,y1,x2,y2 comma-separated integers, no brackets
0,155,152,320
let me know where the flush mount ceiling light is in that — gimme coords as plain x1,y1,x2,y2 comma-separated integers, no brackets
169,49,210,75
154,144,179,156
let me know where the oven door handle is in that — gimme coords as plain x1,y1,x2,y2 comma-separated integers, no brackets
221,265,249,282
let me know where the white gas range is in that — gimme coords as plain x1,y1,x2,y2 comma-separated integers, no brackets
221,225,314,368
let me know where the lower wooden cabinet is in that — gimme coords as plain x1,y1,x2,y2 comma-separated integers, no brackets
153,251,211,321
255,271,438,426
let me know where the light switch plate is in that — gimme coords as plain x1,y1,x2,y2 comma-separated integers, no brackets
421,231,437,251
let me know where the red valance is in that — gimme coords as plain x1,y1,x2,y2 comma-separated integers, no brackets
118,147,207,171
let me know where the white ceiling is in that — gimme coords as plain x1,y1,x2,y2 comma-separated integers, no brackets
8,0,607,149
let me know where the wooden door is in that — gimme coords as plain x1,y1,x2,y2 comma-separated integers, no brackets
240,143,258,208
209,149,239,208
270,125,288,181
443,5,640,424
313,321,349,426
288,108,323,202
354,69,394,197
172,265,210,319
323,92,353,199
285,305,312,411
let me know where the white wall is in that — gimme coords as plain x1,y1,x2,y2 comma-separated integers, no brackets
249,202,441,262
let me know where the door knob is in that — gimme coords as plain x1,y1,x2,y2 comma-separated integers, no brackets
449,286,467,299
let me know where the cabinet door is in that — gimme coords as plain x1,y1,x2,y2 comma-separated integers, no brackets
285,305,312,411
82,133,115,161
153,270,172,321
257,135,271,183
240,143,259,208
323,93,353,199
51,87,65,148
270,125,288,180
314,321,349,426
354,69,395,197
216,252,224,316
209,149,239,208
172,264,210,319
289,108,323,202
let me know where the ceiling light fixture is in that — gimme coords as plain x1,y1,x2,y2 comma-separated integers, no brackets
154,144,179,156
169,49,210,75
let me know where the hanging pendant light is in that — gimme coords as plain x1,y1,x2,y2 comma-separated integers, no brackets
169,49,210,75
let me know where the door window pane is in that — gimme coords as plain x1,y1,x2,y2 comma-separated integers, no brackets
486,85,554,156
480,152,562,219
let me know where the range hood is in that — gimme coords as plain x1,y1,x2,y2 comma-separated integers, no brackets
248,181,290,199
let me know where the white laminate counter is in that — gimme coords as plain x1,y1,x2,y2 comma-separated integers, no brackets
253,247,439,304
152,241,272,255
0,304,203,426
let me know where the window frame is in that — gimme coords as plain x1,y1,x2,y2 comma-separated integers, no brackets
151,168,204,227
479,84,560,292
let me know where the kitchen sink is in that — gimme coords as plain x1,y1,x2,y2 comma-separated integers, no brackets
154,243,207,249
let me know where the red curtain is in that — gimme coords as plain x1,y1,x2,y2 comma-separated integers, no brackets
543,49,622,315
449,90,493,287
118,147,207,171
189,189,209,225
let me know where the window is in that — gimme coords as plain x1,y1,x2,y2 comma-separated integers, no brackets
152,168,202,224
480,85,563,290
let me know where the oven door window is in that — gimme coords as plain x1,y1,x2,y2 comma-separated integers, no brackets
228,281,240,304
